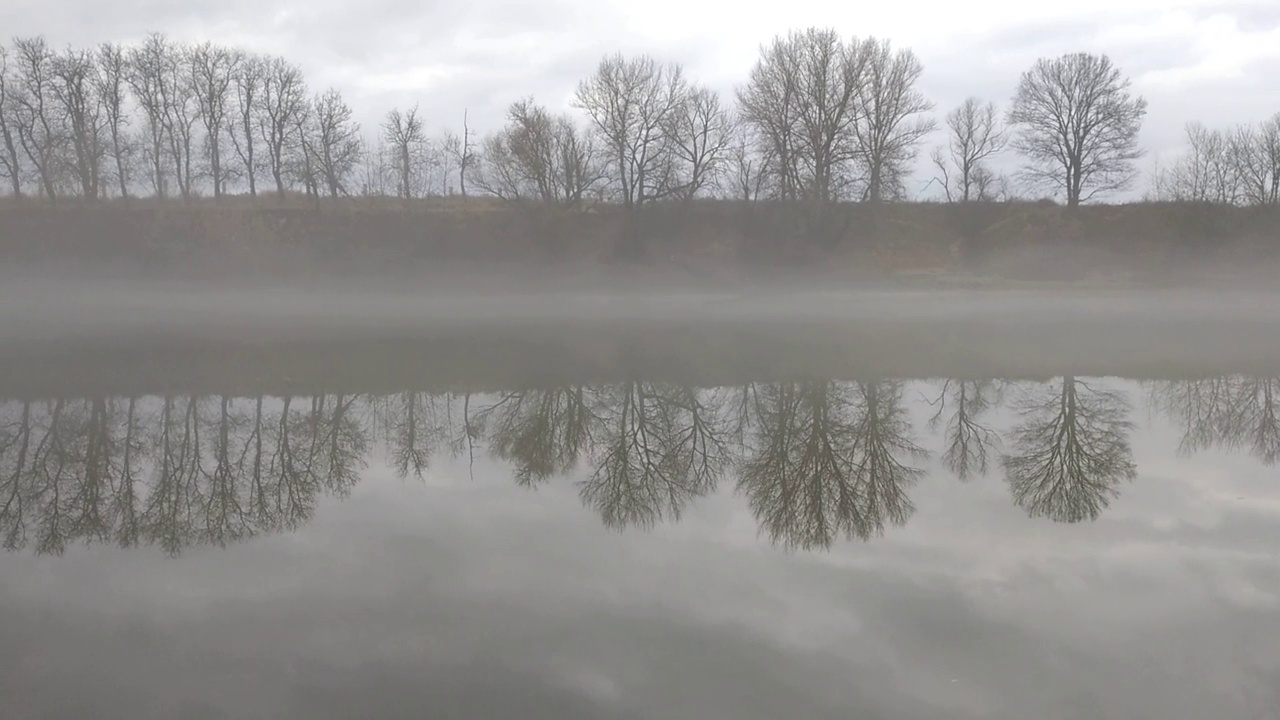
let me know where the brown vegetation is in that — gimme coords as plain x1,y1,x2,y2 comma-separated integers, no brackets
1,198,1278,283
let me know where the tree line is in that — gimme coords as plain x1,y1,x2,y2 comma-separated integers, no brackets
1,29,1277,209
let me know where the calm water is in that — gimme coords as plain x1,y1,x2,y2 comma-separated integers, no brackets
2,285,1279,719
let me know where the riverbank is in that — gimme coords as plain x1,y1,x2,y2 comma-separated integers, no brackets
1,199,1277,285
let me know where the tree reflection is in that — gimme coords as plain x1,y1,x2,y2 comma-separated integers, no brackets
0,394,369,556
1150,376,1280,465
475,386,595,486
925,379,1001,480
1002,377,1136,523
369,392,470,479
10,372,1250,557
738,381,926,550
578,382,730,530
1224,378,1280,465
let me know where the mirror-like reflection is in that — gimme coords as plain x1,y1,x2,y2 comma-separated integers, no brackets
5,374,1280,556
739,381,925,550
1149,376,1280,465
1002,377,1137,523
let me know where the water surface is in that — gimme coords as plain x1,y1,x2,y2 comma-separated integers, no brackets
1,284,1278,719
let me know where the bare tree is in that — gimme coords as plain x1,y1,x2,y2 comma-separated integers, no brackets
357,136,391,196
382,104,427,200
736,28,870,204
1007,52,1147,207
476,97,603,208
669,85,733,200
718,122,772,201
430,132,453,195
50,46,105,200
0,47,23,197
294,101,318,199
306,88,362,197
441,109,476,198
189,42,238,198
95,43,132,199
10,36,62,201
851,37,935,202
1231,115,1280,205
136,34,198,200
1262,114,1280,204
227,52,265,196
931,97,1007,202
1150,122,1246,204
126,35,174,197
574,53,688,207
258,56,308,197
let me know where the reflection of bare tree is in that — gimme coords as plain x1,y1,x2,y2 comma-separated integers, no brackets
1150,376,1280,465
144,396,203,555
578,382,729,530
372,392,453,479
29,400,76,555
1148,376,1237,457
306,394,369,495
739,381,926,550
0,394,369,556
926,380,1001,480
1224,378,1280,465
202,396,250,546
0,401,33,550
111,398,145,548
476,386,595,486
1002,377,1136,523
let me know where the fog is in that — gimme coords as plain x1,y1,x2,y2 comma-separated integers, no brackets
5,273,1280,401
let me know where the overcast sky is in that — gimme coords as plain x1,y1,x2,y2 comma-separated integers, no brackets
5,0,1279,198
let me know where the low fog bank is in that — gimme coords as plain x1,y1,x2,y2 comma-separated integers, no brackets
7,271,1280,338
5,274,1280,399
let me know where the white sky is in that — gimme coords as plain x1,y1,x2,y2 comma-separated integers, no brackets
5,0,1279,197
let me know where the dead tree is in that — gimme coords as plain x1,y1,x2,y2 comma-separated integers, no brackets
441,109,476,198
1007,52,1147,206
